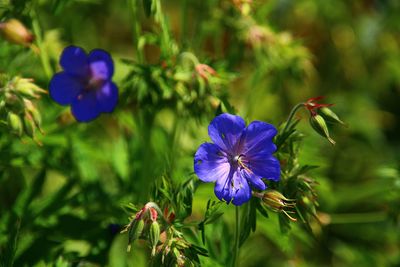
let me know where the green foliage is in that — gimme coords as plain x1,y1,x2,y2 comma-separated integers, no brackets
0,0,399,266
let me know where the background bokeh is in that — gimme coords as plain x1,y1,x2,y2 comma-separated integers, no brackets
0,0,399,266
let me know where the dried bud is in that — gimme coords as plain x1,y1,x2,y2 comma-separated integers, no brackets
149,221,160,256
309,114,336,145
319,107,345,125
7,112,23,137
0,19,34,46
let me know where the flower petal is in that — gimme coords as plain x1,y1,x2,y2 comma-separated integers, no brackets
247,154,280,182
96,82,118,113
208,113,246,153
49,72,83,105
194,143,230,182
88,49,114,80
214,168,234,203
60,46,88,76
231,171,252,206
240,169,266,191
71,91,101,122
241,121,278,156
214,169,252,206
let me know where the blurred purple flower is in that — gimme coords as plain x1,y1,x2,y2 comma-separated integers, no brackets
49,46,118,122
194,113,280,206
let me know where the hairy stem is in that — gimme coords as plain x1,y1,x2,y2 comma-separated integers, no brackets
31,9,52,79
129,0,144,63
282,102,305,134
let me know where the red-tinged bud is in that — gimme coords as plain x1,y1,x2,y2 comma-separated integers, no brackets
304,96,333,116
167,212,175,223
0,19,34,46
149,207,158,222
195,64,217,81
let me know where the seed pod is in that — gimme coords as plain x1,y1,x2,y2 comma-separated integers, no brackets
0,19,34,46
7,112,23,137
309,114,335,145
149,221,160,256
127,219,145,252
319,107,345,125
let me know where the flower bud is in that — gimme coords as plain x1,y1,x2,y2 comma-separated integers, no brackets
261,190,291,212
309,114,336,145
23,112,36,138
127,219,145,252
149,221,160,256
319,107,345,125
7,112,23,137
14,78,47,99
0,100,5,111
256,190,297,222
25,102,43,133
0,19,34,46
149,207,158,222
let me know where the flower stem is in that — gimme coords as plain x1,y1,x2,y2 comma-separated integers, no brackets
282,102,305,134
31,9,52,79
129,0,144,63
232,206,240,267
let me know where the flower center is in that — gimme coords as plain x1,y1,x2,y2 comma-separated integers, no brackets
85,76,104,91
232,154,252,173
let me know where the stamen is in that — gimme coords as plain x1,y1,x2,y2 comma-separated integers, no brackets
237,156,253,174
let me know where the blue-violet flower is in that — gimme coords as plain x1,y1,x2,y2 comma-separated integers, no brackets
194,113,280,206
49,46,118,122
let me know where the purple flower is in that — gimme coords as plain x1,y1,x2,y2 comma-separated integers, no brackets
49,46,118,122
194,113,280,206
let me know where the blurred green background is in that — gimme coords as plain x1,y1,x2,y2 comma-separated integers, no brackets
0,0,399,266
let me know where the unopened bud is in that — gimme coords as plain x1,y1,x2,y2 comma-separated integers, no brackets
149,207,158,222
309,114,335,145
7,112,23,137
261,190,291,211
15,78,46,99
149,221,160,256
0,100,5,111
175,238,189,249
0,19,34,46
24,100,42,133
256,190,297,222
127,219,145,252
319,107,345,125
23,112,35,138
